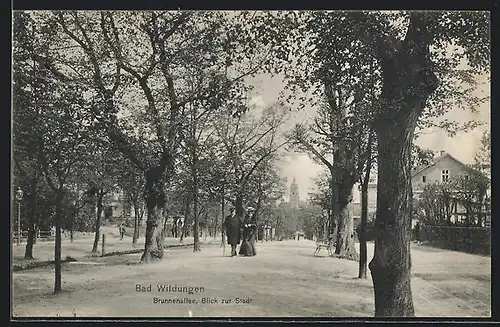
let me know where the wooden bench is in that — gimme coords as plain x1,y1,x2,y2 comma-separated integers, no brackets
38,231,52,241
314,234,335,256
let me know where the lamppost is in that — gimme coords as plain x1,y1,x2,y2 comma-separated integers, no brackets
15,188,24,246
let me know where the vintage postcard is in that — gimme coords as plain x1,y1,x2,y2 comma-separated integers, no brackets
11,9,491,320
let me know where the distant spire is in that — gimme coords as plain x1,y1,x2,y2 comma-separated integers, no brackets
290,177,299,209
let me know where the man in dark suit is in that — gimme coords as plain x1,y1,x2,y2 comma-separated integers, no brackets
224,207,241,257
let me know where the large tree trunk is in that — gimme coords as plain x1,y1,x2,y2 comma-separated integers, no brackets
359,180,369,279
139,203,145,235
203,212,209,240
180,201,189,243
181,217,189,241
33,224,38,245
214,207,218,240
369,114,418,316
190,108,201,252
276,216,282,239
54,190,64,293
255,196,263,243
329,173,339,254
335,193,356,256
193,200,201,252
24,177,38,259
220,197,225,247
141,203,166,262
132,203,140,246
141,166,168,262
359,130,374,278
235,194,244,218
325,207,331,240
255,196,262,221
70,212,74,243
91,190,104,253
367,13,439,317
334,165,357,256
192,170,201,252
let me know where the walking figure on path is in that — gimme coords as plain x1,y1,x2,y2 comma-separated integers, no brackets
120,223,125,240
239,207,257,257
414,221,421,245
172,217,178,238
223,207,241,257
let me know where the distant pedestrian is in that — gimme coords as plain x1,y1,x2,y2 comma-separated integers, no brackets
172,217,178,238
414,221,421,245
120,223,125,240
177,218,184,238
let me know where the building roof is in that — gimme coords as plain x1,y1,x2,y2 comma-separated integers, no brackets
411,152,477,177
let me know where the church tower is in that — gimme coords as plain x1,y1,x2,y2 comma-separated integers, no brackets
290,177,300,209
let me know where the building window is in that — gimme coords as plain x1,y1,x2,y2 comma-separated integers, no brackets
422,176,426,183
442,169,449,182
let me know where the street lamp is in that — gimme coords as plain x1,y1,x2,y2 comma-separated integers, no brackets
15,188,24,246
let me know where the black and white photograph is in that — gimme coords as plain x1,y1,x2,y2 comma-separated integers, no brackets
11,10,491,319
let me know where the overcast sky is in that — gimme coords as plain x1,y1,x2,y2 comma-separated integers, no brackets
247,72,491,203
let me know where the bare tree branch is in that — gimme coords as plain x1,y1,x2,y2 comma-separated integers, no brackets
293,130,333,170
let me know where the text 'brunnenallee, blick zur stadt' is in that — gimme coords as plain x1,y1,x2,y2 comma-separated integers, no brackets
136,284,253,305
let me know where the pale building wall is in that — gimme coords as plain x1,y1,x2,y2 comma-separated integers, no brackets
412,155,470,192
352,183,377,216
367,184,377,214
354,155,474,220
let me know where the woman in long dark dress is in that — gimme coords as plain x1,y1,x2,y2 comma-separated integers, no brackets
239,208,258,256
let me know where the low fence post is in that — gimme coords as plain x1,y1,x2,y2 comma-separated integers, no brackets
101,234,106,256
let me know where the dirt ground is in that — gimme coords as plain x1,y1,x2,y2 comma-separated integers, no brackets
11,239,490,318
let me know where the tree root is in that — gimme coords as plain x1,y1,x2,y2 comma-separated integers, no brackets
13,256,77,271
329,251,360,262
